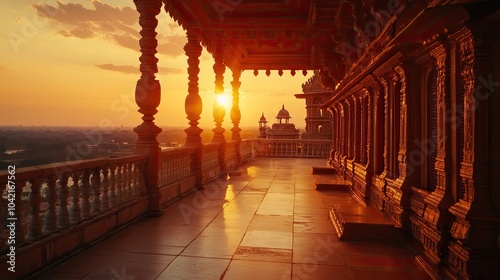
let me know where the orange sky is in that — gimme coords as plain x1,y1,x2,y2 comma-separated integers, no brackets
0,0,311,130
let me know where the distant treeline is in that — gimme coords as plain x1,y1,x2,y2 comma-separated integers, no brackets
0,126,259,169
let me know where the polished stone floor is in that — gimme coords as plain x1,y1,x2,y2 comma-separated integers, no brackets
34,158,430,280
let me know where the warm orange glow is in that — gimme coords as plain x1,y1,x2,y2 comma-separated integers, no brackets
216,94,231,109
0,1,311,129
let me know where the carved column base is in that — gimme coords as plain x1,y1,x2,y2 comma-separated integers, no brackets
218,142,227,175
370,176,386,210
134,123,163,216
352,163,371,201
385,178,411,228
146,187,163,217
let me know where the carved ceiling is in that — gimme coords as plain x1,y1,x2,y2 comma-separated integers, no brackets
164,0,346,72
162,0,496,85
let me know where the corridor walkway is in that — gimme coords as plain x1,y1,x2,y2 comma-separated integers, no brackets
33,158,430,280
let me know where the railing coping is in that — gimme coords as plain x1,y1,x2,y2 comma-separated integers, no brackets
203,142,221,149
160,146,197,155
0,153,148,182
251,138,332,142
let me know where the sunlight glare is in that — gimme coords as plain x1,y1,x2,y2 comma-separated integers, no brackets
216,94,231,109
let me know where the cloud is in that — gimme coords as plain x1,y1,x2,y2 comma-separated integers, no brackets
58,28,96,39
95,64,182,75
157,35,186,57
31,1,185,57
0,65,7,73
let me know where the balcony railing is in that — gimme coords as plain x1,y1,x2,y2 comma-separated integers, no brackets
0,138,331,279
159,147,195,187
252,139,332,158
0,154,147,246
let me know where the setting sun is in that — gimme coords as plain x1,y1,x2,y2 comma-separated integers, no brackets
216,93,231,109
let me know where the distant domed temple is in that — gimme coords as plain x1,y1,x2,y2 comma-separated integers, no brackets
258,105,300,139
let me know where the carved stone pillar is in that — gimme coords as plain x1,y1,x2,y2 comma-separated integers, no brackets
184,25,204,187
359,94,366,164
447,24,500,280
230,69,242,142
378,77,390,179
394,66,408,179
212,43,227,173
334,107,340,157
212,44,226,142
346,99,354,160
133,0,163,216
418,44,455,265
352,95,360,162
339,103,346,170
370,80,386,210
365,90,372,166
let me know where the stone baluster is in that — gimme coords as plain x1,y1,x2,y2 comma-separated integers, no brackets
42,175,57,233
101,167,109,210
108,166,117,207
119,163,128,202
26,178,43,241
14,180,26,244
133,0,163,216
115,165,123,205
125,162,132,201
91,168,102,215
128,163,136,198
122,163,129,201
69,171,81,224
80,170,91,219
132,162,140,198
57,174,70,229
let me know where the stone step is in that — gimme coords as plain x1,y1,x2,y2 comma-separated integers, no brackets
328,193,406,241
314,181,350,191
310,166,337,175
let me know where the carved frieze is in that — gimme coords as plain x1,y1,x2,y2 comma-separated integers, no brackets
458,29,475,168
377,77,389,176
394,65,408,178
430,45,447,160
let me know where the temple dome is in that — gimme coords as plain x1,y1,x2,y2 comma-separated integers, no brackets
276,104,291,119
